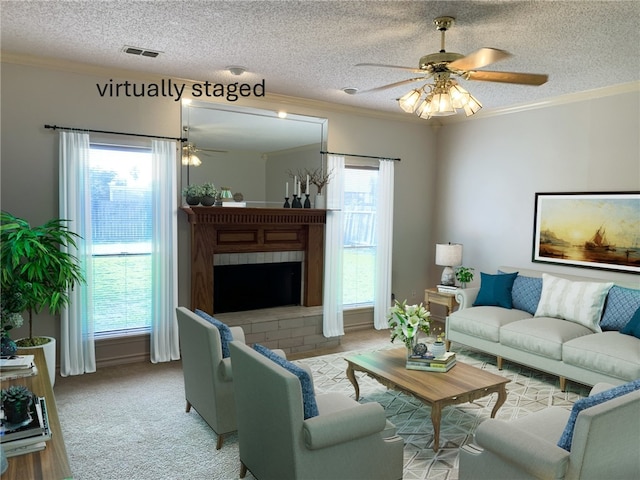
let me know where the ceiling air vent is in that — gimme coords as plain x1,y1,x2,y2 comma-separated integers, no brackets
122,46,161,58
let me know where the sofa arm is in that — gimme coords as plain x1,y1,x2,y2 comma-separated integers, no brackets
230,326,245,344
474,420,570,479
455,287,480,310
303,402,387,450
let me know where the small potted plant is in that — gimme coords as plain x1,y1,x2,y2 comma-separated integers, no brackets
455,266,475,289
200,182,218,206
0,285,27,356
431,334,447,358
1,385,33,424
182,184,203,206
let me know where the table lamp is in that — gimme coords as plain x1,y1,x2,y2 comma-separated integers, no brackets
435,243,463,286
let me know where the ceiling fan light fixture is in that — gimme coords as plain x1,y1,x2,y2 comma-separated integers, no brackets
398,89,422,113
449,82,471,109
462,94,482,116
415,96,433,119
182,144,202,166
428,92,456,116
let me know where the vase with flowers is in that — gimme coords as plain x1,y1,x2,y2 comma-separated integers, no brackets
387,299,431,356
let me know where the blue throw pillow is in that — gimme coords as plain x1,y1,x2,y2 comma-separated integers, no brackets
600,286,640,331
499,272,542,315
253,343,319,419
473,272,519,309
620,306,640,339
557,379,640,451
195,309,234,358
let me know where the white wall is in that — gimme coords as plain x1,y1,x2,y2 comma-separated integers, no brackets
434,89,640,287
0,59,437,346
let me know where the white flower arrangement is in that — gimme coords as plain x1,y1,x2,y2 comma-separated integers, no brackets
387,299,431,350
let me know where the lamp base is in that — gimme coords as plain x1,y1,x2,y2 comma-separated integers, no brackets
440,266,456,286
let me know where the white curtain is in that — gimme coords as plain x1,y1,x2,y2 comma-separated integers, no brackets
374,159,395,329
150,140,180,363
322,155,345,337
59,131,96,376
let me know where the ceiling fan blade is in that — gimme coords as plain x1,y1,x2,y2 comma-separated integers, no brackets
466,70,548,86
356,63,425,74
355,77,429,94
197,147,228,153
448,48,511,71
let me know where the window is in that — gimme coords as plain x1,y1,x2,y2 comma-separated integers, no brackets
343,166,378,306
89,145,152,334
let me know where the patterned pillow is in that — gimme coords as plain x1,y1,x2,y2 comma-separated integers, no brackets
620,306,640,339
499,271,543,315
534,274,613,332
253,344,319,419
558,379,640,451
600,285,640,331
473,272,518,309
195,309,234,358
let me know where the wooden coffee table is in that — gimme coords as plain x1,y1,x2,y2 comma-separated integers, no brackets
345,348,509,451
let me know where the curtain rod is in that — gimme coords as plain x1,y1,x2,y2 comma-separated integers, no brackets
320,151,400,162
44,124,187,142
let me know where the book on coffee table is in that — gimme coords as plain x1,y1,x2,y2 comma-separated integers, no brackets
406,359,457,372
1,396,51,445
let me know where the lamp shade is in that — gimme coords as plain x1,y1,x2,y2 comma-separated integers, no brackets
435,243,462,267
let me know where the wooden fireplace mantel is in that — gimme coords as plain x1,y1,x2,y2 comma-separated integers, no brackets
181,206,326,314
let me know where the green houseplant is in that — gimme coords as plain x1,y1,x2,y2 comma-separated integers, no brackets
0,211,85,347
455,266,475,288
1,385,33,424
182,184,203,206
200,182,218,206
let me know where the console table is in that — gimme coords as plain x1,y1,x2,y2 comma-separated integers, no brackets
3,348,72,479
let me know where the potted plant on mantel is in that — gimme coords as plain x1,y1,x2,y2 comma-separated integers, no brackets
0,211,85,386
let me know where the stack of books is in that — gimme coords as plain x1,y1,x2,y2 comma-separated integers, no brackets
1,396,52,457
0,355,38,381
406,351,457,372
436,285,459,294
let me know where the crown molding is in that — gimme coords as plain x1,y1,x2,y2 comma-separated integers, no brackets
3,51,637,126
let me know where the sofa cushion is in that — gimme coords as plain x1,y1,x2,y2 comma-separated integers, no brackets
534,274,613,333
620,306,640,339
448,306,531,342
557,379,640,451
195,309,233,358
253,343,319,419
500,318,592,360
499,271,543,315
562,331,640,381
473,272,519,309
600,286,640,331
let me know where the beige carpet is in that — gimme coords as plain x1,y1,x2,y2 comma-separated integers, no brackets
54,346,590,480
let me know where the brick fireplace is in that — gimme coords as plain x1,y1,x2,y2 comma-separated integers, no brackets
181,206,326,314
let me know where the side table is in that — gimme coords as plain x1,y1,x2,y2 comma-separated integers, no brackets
424,288,459,349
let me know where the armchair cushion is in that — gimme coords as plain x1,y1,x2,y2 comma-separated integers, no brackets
253,343,319,419
534,274,613,333
195,309,233,358
557,378,640,451
473,272,518,309
303,402,387,450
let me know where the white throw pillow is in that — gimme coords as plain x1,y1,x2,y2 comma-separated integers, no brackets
534,273,614,332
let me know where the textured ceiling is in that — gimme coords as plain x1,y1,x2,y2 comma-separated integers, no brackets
2,1,639,116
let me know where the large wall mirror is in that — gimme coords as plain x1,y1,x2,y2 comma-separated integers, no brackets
181,100,328,206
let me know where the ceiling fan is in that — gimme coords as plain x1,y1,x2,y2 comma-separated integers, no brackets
181,142,227,166
349,16,548,118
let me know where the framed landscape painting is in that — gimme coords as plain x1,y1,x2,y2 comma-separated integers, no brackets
532,192,640,274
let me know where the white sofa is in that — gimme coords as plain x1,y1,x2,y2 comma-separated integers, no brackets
446,266,640,390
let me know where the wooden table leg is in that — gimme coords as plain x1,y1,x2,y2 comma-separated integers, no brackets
490,385,508,418
430,402,442,452
346,362,360,401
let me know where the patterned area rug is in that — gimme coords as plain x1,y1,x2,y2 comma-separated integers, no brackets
303,345,590,480
54,345,590,480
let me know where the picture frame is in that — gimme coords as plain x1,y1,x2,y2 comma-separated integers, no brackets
532,192,640,274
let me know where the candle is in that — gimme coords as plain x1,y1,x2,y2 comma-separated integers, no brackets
306,174,309,194
294,176,297,196
286,182,288,197
298,181,301,197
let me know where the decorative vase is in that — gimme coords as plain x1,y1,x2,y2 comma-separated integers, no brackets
431,341,447,358
314,194,325,209
200,195,215,206
16,336,56,387
1,336,17,356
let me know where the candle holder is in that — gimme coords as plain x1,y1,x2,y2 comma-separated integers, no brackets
283,197,291,208
292,194,302,208
303,194,311,208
